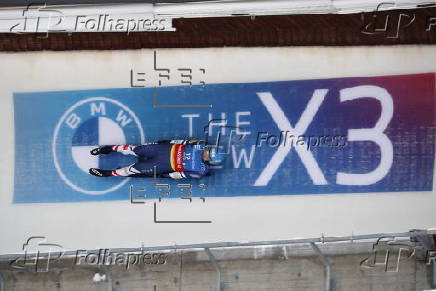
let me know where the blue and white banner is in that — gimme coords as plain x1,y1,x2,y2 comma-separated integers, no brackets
13,73,435,203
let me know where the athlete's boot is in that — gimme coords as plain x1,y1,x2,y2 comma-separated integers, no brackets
89,168,113,177
90,145,114,156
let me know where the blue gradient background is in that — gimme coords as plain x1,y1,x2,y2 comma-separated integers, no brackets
13,73,435,203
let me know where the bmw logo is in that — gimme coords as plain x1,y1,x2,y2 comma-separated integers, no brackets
52,97,145,195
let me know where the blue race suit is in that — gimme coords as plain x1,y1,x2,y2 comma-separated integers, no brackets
115,140,210,179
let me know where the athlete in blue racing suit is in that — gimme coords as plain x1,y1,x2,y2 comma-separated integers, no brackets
88,140,224,179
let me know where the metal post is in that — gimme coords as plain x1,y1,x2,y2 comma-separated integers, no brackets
0,272,4,291
310,242,331,291
205,248,222,291
433,260,436,287
101,266,113,291
415,234,433,251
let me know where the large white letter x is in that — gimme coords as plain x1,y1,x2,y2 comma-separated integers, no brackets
254,90,329,186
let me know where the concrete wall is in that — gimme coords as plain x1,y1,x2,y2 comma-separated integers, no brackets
1,242,434,290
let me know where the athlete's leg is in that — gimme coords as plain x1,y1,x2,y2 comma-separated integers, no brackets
89,159,172,178
89,163,141,177
112,145,137,156
126,159,173,177
110,164,142,176
132,143,172,159
89,143,173,177
90,145,137,156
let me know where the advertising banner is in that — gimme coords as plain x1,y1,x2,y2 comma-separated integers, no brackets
13,73,435,203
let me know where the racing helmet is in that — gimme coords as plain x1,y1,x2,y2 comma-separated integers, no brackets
207,146,226,165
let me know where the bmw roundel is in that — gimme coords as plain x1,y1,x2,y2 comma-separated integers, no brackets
52,97,145,195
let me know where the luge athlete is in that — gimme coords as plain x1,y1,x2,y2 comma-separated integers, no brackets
88,140,224,179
